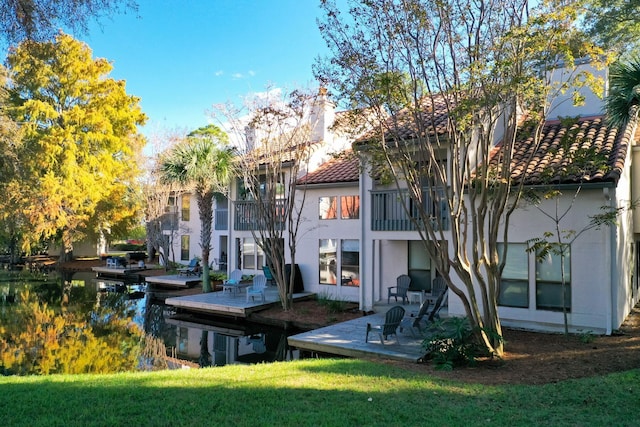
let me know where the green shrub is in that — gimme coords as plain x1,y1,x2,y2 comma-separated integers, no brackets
210,272,228,281
112,243,145,252
316,292,349,313
423,317,492,370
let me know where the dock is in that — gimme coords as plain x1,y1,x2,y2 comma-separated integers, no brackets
145,274,203,288
92,265,154,279
164,287,436,363
287,313,427,363
165,286,313,317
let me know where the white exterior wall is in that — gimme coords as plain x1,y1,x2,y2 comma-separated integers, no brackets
168,192,226,267
547,61,608,120
612,134,638,330
296,184,362,301
494,188,617,334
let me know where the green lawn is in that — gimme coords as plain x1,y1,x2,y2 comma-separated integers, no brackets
1,359,638,426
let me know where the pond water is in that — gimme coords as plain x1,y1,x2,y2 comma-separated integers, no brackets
0,270,300,371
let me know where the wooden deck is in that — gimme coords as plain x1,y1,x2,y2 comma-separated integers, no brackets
145,274,203,288
165,288,437,363
92,265,154,278
164,286,314,317
287,311,427,363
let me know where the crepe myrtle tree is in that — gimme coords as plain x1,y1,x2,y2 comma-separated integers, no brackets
215,88,318,310
159,125,234,292
316,0,606,356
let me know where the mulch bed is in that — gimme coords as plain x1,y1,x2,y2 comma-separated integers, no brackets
258,299,640,385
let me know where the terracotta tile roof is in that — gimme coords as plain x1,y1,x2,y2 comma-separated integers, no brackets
298,155,360,185
356,94,454,143
495,115,633,185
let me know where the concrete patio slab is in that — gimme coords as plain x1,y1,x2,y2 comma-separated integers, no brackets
288,311,427,363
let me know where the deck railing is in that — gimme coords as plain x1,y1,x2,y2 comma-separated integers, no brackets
233,199,286,231
371,188,449,231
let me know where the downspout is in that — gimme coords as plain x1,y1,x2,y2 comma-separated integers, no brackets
605,186,614,335
359,167,367,311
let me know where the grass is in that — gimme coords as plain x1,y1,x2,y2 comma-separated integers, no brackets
1,359,638,426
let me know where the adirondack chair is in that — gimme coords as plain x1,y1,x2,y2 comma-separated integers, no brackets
178,258,200,276
399,299,432,338
400,283,448,337
365,306,406,345
222,269,244,295
246,274,267,302
427,276,447,305
387,274,411,304
262,265,275,286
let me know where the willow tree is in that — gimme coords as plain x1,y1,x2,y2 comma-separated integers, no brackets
316,0,605,356
4,33,147,260
159,125,234,292
215,89,318,310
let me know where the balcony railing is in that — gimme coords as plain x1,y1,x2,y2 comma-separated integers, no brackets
234,199,286,231
214,208,228,230
371,188,449,231
160,206,178,231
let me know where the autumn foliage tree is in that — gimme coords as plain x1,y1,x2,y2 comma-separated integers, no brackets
3,33,146,260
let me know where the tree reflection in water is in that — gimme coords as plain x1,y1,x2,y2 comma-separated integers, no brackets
0,278,142,376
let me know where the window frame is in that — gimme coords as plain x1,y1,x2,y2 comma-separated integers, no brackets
536,244,571,312
181,194,190,222
497,243,530,308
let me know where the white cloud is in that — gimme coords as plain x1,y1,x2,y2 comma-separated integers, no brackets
214,70,224,76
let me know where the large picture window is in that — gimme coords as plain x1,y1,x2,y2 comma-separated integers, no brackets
319,197,337,220
341,195,360,219
408,240,431,292
319,239,338,284
241,238,264,270
341,240,360,287
498,243,529,308
536,245,571,311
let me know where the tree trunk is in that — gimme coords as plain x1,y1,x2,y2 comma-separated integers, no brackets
58,229,74,263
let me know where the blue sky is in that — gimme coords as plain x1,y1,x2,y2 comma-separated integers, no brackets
81,0,331,134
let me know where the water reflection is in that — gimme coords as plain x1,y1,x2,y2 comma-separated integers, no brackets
1,270,299,374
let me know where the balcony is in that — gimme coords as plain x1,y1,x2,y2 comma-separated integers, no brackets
214,208,228,230
160,206,178,231
234,199,286,231
371,188,449,231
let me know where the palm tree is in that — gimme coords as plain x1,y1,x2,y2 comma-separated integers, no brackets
606,57,640,127
159,125,234,292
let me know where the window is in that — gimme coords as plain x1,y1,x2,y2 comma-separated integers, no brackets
241,238,264,270
341,196,360,219
408,240,431,291
319,197,337,219
536,245,571,311
319,239,338,284
181,194,190,221
498,243,529,308
341,240,360,287
180,235,190,261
